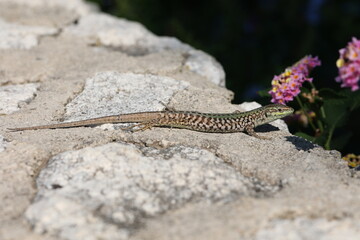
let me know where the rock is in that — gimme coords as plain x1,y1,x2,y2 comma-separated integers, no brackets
0,135,6,152
0,0,358,240
0,19,58,49
0,0,96,17
255,218,360,240
184,49,226,87
65,13,188,54
65,13,225,86
26,143,272,240
63,72,189,122
0,83,39,114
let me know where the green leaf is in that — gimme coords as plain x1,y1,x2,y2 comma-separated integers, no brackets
257,89,271,97
348,90,360,110
295,132,315,142
322,99,350,150
299,86,310,94
313,133,328,147
323,99,349,128
319,88,346,100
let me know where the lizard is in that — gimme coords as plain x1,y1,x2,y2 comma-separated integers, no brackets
8,104,294,139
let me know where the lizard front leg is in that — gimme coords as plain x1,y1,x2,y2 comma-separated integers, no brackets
245,125,270,140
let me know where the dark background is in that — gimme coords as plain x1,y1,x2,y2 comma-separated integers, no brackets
86,0,360,154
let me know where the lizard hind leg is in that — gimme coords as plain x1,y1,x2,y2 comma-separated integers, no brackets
158,101,176,112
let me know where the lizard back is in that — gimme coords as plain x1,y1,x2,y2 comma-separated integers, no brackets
154,111,258,133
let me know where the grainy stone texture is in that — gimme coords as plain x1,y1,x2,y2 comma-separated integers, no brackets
0,135,6,152
184,49,226,88
0,0,95,16
64,72,189,122
65,13,225,86
0,1,359,240
65,13,190,53
254,218,360,240
0,19,58,49
26,143,274,240
0,83,39,114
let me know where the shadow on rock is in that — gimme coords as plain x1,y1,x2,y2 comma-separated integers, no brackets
254,124,279,133
285,136,317,151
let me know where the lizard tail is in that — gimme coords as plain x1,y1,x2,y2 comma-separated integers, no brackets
8,112,164,131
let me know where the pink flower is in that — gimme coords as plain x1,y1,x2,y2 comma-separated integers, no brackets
269,56,321,104
336,37,360,91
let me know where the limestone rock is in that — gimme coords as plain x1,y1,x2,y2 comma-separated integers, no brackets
65,13,225,86
26,143,271,240
0,135,6,152
255,218,360,240
0,19,58,49
63,72,189,122
0,0,358,240
0,0,96,16
0,83,39,114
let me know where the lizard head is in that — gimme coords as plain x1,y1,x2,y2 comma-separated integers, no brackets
264,103,294,119
255,104,294,126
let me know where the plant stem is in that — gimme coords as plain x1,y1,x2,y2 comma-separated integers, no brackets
309,82,325,133
296,96,317,131
309,82,316,89
324,129,333,150
318,106,326,133
317,119,324,133
324,111,346,150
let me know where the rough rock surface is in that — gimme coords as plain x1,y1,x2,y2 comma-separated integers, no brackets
63,72,189,122
0,1,359,240
0,83,39,114
0,135,7,152
0,19,58,49
65,13,225,86
26,143,275,240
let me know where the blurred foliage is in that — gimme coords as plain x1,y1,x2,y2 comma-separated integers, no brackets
86,0,360,154
291,86,360,151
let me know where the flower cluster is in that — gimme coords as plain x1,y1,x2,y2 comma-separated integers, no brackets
301,88,320,103
342,153,360,169
269,56,321,104
336,37,360,91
